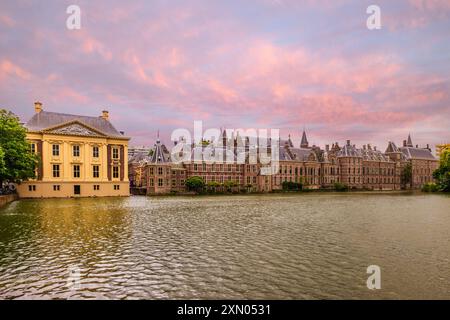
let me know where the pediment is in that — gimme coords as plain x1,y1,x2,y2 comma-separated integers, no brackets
43,121,106,137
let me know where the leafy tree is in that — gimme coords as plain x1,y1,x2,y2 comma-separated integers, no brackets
223,180,238,192
433,149,450,192
333,182,349,191
0,109,37,186
185,176,205,193
206,181,221,193
421,182,439,192
401,163,412,188
281,181,303,191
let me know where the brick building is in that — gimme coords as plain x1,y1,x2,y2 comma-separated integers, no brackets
129,131,438,194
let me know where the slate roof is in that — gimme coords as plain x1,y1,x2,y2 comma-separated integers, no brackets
399,147,436,160
361,149,391,161
337,144,362,157
25,111,125,138
279,147,316,161
149,139,171,163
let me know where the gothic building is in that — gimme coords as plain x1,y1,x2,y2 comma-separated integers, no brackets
129,131,438,194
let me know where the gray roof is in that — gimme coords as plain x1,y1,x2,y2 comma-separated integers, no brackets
129,152,151,164
150,139,171,163
399,147,436,160
337,144,362,157
279,147,316,161
361,149,391,162
25,111,124,137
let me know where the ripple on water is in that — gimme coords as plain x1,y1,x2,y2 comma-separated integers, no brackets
0,194,450,299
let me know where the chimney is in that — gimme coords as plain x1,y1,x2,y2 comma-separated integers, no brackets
34,101,43,113
426,144,429,150
368,144,372,150
374,146,377,151
403,140,406,147
346,139,350,146
363,145,366,150
101,110,109,120
325,144,329,152
416,144,418,148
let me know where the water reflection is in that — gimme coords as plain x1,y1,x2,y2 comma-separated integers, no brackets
0,193,449,299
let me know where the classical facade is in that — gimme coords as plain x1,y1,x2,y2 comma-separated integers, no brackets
129,131,438,194
17,102,130,198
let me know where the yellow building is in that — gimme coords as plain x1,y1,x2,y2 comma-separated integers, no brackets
17,102,130,198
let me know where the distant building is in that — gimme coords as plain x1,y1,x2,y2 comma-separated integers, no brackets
129,130,438,194
17,102,130,198
128,145,151,158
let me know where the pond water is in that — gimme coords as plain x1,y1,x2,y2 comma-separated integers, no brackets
0,192,449,299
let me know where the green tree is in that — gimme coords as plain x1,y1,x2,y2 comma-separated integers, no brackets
223,180,238,192
0,109,37,186
401,163,412,188
206,181,221,193
432,149,450,192
333,182,349,191
185,176,205,193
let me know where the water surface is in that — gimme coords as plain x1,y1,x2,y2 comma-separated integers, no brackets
0,193,449,299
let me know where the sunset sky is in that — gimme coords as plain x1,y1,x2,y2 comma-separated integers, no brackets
1,0,449,149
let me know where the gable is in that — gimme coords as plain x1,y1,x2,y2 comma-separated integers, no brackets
44,121,107,137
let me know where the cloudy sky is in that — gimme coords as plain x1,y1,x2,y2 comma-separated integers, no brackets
1,0,449,150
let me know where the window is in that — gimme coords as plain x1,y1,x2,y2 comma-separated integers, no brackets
112,148,119,159
93,165,100,178
93,185,100,191
73,145,80,157
73,165,80,178
149,167,154,175
52,144,60,156
193,164,198,171
93,146,99,158
113,166,119,178
172,179,176,187
114,185,120,190
158,178,163,187
52,164,60,178
28,185,36,191
74,185,81,195
158,167,163,175
30,143,36,154
53,185,60,191
150,178,154,186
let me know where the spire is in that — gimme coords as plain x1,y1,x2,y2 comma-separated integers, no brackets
407,133,413,147
156,130,160,144
300,129,309,148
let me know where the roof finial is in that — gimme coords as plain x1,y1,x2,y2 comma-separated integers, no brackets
156,130,160,143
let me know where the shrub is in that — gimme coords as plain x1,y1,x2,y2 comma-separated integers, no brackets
421,182,439,193
334,182,349,191
281,181,303,191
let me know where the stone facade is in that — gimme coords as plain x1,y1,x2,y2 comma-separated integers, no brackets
17,102,130,198
129,131,439,194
